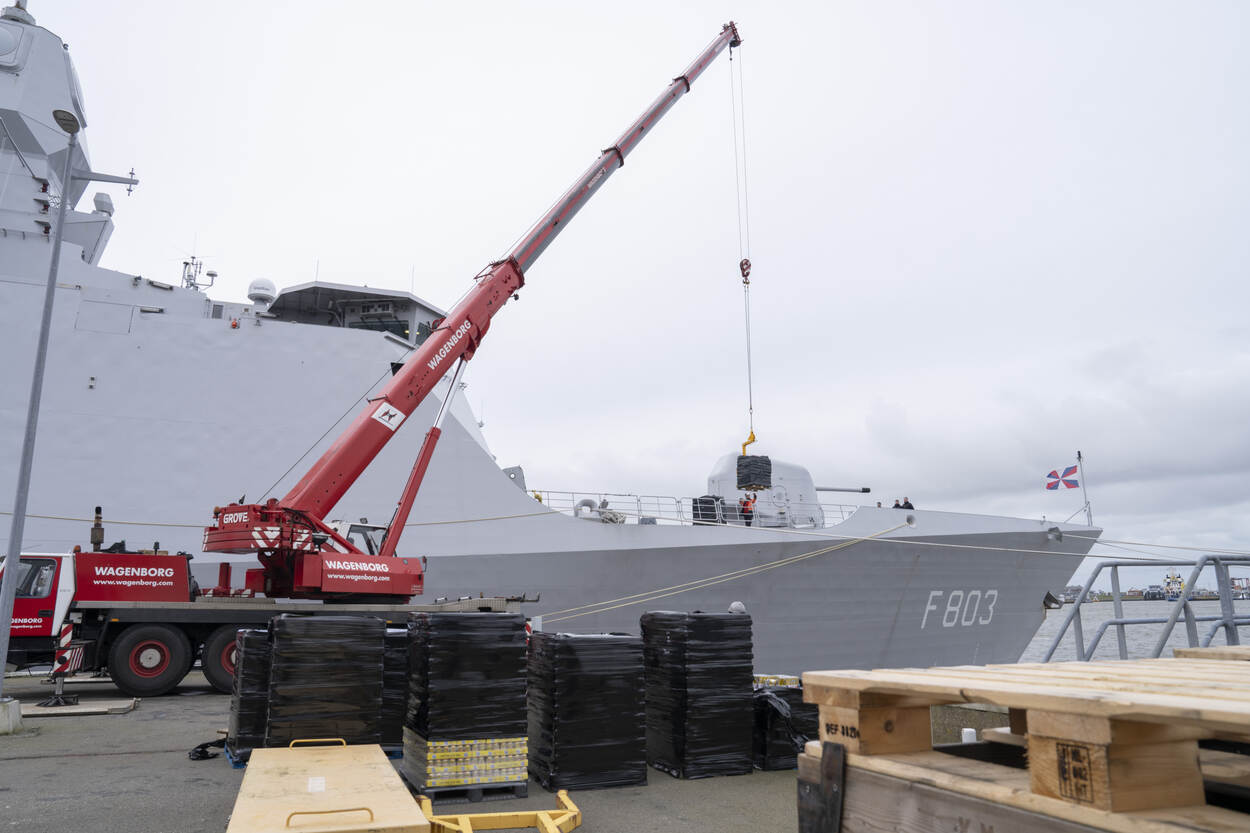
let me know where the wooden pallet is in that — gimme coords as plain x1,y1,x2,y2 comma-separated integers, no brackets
802,658,1250,815
798,741,1250,833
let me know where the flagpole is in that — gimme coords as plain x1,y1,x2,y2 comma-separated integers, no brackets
1077,449,1093,526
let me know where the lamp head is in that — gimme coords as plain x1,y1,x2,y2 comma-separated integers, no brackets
52,109,80,135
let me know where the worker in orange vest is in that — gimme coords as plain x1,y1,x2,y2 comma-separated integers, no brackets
740,493,757,527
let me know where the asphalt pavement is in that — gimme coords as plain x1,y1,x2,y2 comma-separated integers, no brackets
0,672,795,833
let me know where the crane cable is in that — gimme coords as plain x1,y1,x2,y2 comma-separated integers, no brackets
729,44,757,456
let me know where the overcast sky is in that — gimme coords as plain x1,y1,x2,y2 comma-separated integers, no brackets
38,1,1250,589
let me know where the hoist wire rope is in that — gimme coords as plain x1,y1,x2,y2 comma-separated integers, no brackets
736,46,751,257
256,366,396,502
729,47,755,436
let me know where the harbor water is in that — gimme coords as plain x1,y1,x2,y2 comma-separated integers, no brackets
1020,598,1250,662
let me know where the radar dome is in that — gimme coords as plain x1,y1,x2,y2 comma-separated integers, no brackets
247,278,277,306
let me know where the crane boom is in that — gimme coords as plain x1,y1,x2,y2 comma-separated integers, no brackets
202,22,743,601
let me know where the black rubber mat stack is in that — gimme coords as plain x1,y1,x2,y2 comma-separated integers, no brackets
226,628,270,762
736,455,772,490
640,611,754,778
400,613,528,791
264,615,386,747
381,627,409,749
752,686,819,770
528,632,646,790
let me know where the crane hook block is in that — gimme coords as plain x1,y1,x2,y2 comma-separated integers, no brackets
740,258,752,282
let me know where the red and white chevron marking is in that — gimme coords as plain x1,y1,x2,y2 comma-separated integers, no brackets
52,624,83,675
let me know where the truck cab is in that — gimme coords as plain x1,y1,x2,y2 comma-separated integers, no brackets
2,553,76,666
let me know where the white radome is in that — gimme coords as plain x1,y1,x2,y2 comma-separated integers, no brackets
247,278,277,306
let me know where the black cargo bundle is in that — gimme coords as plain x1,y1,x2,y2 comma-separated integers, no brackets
640,611,754,779
226,629,270,762
264,615,385,747
400,612,528,790
736,455,772,491
692,495,724,524
528,633,646,791
381,627,409,748
752,687,819,770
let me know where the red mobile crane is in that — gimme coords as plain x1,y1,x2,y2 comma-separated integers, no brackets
4,23,743,696
202,22,743,602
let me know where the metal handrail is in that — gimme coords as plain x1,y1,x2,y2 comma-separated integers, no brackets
1042,554,1250,661
530,490,861,529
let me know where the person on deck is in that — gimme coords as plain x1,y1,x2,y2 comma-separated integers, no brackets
902,497,915,509
892,499,901,509
741,493,757,527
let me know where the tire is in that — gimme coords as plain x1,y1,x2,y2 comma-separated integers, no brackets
108,624,192,697
201,625,241,694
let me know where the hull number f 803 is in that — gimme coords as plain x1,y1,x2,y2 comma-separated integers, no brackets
922,589,998,628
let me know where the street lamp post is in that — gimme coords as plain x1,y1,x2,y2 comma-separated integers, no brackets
0,109,82,703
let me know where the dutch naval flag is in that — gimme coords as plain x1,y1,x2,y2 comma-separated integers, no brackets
1046,465,1079,490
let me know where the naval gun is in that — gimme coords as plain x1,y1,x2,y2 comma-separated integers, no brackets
202,23,745,602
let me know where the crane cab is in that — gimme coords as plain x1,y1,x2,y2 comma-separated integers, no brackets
327,520,388,556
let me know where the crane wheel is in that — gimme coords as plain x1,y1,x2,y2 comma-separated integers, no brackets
201,625,241,694
108,624,192,697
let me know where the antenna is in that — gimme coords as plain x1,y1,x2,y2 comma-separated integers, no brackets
181,256,216,291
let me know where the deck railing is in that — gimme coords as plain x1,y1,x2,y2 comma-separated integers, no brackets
529,490,861,529
1042,554,1250,661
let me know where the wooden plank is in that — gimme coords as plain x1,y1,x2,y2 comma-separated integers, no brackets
1027,734,1205,812
1201,748,1250,790
227,744,429,833
800,751,1111,833
805,741,1250,833
819,705,931,755
1027,712,1210,745
983,726,1027,747
803,687,958,709
1175,646,1250,661
870,661,1250,691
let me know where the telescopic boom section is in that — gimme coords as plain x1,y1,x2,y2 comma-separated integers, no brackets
202,22,743,600
508,22,742,273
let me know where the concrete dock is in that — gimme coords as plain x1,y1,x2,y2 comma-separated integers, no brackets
0,672,795,833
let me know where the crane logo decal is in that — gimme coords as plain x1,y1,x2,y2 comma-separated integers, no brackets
324,559,391,573
426,320,474,371
371,403,407,432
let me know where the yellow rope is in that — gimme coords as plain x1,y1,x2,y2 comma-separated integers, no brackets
543,522,909,622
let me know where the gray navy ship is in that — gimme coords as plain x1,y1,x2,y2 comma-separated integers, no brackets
0,3,1100,674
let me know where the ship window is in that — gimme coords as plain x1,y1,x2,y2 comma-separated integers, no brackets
414,321,432,345
211,304,223,320
348,319,410,339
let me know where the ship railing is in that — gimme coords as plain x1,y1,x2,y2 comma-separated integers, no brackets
1042,554,1250,661
530,490,860,528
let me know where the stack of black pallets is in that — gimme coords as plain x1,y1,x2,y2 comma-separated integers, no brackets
263,615,386,748
225,628,270,763
400,612,528,799
528,632,647,790
380,627,409,751
641,611,754,778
